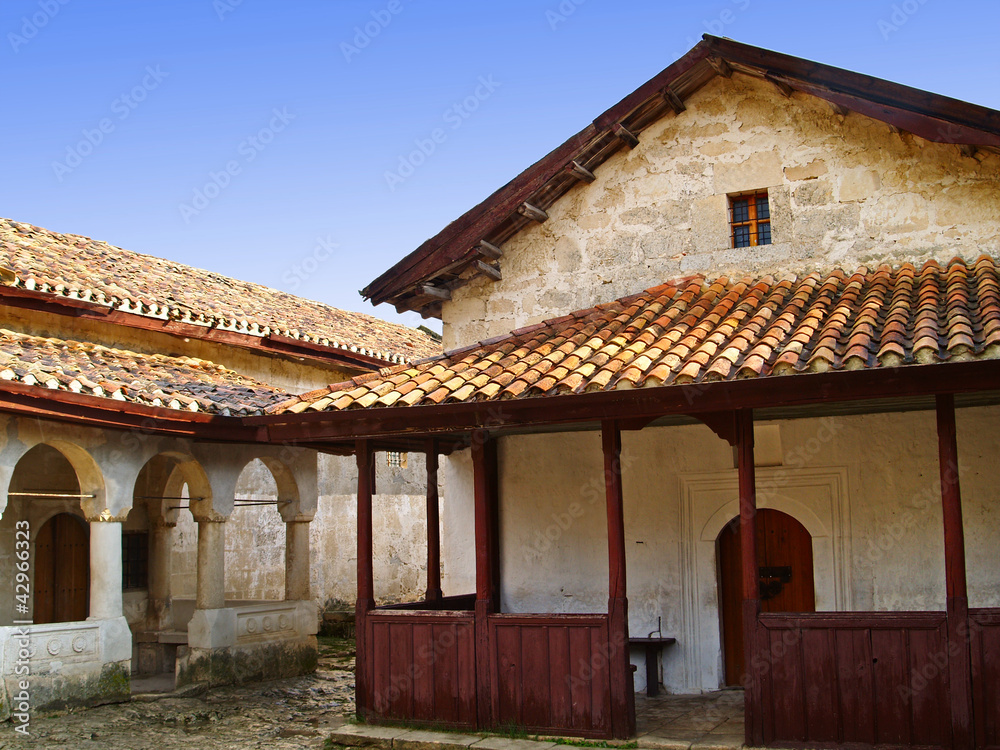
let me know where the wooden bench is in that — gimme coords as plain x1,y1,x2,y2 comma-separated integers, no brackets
629,636,676,697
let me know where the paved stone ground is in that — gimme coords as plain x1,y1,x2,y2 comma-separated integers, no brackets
0,637,355,750
2,638,744,750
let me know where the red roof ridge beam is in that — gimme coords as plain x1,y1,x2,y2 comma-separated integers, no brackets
362,36,1000,317
0,284,394,373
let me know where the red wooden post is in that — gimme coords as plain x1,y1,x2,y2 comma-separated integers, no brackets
355,440,376,720
736,410,764,747
473,430,497,727
602,420,636,739
937,394,973,749
425,439,443,603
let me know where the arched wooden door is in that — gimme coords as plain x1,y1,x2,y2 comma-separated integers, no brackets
34,513,89,624
717,508,815,686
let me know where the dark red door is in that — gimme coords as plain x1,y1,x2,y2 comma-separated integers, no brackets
34,513,89,624
718,508,815,686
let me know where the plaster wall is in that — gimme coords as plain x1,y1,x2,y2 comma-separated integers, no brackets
0,413,436,631
440,405,1000,693
442,74,1000,350
170,453,439,609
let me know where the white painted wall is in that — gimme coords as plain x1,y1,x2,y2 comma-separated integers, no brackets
439,406,1000,694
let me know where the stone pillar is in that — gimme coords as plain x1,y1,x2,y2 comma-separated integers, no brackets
284,515,313,601
147,515,177,630
195,517,226,610
87,512,126,621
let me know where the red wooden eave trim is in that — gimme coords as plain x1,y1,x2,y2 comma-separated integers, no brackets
360,36,1000,308
250,359,1000,443
360,44,713,306
0,379,264,441
0,286,389,373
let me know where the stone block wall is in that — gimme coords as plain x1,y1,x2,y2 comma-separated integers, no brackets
442,73,1000,349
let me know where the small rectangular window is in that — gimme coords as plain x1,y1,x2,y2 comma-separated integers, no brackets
122,532,149,591
729,190,772,248
386,451,407,468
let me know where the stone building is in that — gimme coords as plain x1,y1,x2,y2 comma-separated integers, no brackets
261,37,1000,748
0,218,440,713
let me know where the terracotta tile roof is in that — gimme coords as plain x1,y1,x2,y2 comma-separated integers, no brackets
0,328,288,415
273,256,1000,414
0,218,440,364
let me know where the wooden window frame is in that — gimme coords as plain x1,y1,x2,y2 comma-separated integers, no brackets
729,190,772,248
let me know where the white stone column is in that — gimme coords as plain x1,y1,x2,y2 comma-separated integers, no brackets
87,514,125,620
147,516,177,630
195,517,226,610
284,516,313,601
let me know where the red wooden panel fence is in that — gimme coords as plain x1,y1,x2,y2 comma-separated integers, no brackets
971,609,1000,750
367,611,477,728
489,614,613,738
758,612,953,749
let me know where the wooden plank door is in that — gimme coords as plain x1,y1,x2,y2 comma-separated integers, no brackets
718,509,816,685
34,513,89,624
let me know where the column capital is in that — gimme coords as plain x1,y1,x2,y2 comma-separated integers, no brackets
191,510,228,524
150,516,178,531
83,509,129,524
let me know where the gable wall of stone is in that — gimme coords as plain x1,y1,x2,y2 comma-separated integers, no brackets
442,74,1000,349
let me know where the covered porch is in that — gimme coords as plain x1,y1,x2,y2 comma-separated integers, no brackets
255,259,1000,747
332,392,998,746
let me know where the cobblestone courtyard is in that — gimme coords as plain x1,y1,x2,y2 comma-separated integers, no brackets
1,637,355,750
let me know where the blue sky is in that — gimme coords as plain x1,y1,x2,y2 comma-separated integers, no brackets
2,0,998,332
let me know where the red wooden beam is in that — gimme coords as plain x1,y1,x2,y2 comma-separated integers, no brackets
254,360,1000,444
736,410,764,747
355,439,376,721
936,394,974,748
0,380,263,442
425,439,442,603
472,430,497,727
602,420,635,739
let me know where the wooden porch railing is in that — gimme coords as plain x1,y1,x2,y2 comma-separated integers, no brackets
757,611,954,748
970,608,1000,750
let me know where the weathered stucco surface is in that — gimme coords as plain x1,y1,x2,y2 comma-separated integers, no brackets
440,406,1000,693
443,73,1000,349
170,453,439,610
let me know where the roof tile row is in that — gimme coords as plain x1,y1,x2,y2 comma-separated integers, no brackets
0,218,440,364
0,328,287,415
272,256,1000,414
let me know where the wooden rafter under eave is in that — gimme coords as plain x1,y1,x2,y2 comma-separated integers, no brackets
361,35,1000,315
